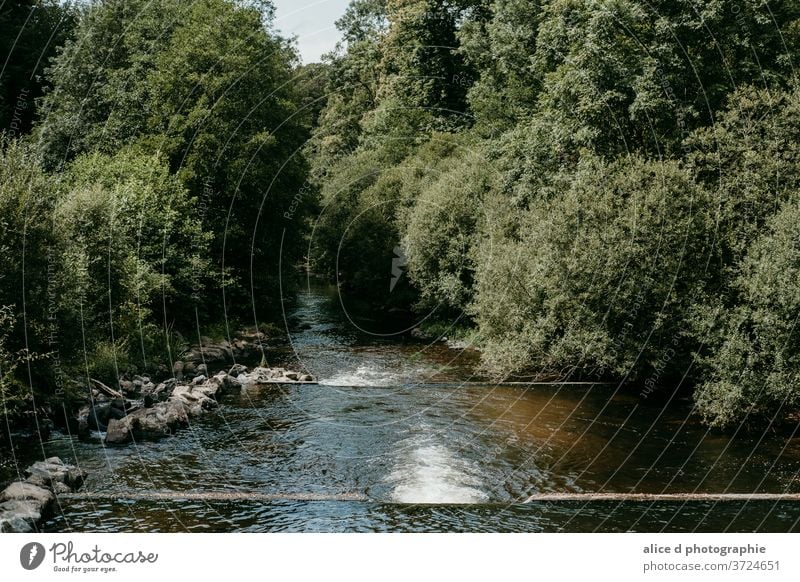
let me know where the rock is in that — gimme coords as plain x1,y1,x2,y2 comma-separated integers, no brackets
191,375,207,385
1,482,53,510
85,402,126,431
151,378,176,402
25,458,87,490
222,373,241,391
105,398,190,445
52,482,72,495
106,418,132,444
0,457,89,532
236,366,310,384
229,363,248,376
172,360,184,380
136,398,191,436
119,379,135,397
0,500,40,532
410,327,429,339
171,385,216,415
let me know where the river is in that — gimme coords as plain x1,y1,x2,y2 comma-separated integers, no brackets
5,285,800,531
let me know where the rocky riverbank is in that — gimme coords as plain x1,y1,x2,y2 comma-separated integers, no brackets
0,457,87,532
79,365,315,445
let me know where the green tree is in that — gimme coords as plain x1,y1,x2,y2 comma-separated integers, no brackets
695,201,800,427
472,155,712,380
54,148,210,380
0,0,76,137
0,139,59,371
37,0,311,315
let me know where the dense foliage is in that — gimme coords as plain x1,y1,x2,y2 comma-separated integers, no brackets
309,0,800,427
0,1,76,137
0,0,314,431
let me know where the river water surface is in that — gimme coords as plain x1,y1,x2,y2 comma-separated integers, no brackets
6,285,800,531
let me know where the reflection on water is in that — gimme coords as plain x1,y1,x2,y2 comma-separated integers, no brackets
3,284,800,531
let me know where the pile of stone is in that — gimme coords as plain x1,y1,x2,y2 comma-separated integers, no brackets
78,365,314,446
173,330,270,379
0,457,87,533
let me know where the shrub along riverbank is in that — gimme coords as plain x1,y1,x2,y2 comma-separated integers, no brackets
307,0,800,428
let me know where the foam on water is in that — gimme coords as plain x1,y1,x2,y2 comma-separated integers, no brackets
388,437,488,504
319,364,424,387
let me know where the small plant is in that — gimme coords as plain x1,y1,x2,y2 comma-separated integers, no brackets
0,307,34,423
86,339,130,387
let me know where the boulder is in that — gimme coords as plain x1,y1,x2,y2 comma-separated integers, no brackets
170,386,216,416
172,360,184,380
150,378,176,402
119,379,136,397
229,363,248,376
85,402,127,431
105,398,190,445
236,366,313,384
1,482,53,509
105,418,132,445
25,458,87,490
0,457,88,532
52,482,72,495
0,500,40,533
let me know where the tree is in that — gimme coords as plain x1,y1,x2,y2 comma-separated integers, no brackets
695,201,800,427
0,0,76,137
472,155,713,380
54,148,210,380
37,0,312,316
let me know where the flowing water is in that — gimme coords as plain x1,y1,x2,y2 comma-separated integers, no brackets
4,284,800,532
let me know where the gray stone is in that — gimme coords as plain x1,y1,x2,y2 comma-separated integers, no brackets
105,418,132,444
1,482,53,510
105,397,190,445
52,482,72,495
229,364,248,376
25,458,87,490
0,500,40,533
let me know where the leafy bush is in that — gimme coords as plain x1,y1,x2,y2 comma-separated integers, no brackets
0,140,59,371
0,307,34,424
472,155,713,380
54,148,210,373
401,144,492,314
695,201,800,427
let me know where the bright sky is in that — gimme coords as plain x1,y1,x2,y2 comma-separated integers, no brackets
273,0,351,63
